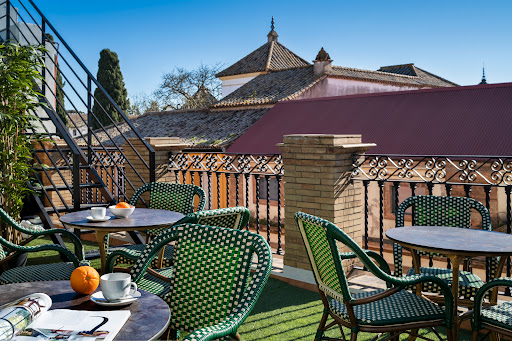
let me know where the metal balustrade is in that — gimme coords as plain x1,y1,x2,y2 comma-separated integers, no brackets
352,154,512,294
169,152,284,254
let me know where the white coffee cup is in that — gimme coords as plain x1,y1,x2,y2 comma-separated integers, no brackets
100,273,137,301
91,207,106,219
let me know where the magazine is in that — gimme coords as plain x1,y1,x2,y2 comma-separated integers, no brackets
0,293,130,341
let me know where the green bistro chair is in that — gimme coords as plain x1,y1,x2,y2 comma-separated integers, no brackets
106,223,272,341
295,211,454,341
393,195,497,303
108,182,206,266
109,206,251,292
0,207,86,284
471,277,512,340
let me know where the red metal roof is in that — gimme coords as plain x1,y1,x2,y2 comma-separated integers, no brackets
227,83,512,156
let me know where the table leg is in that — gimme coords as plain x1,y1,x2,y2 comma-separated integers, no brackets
95,231,109,274
410,249,422,296
448,255,463,341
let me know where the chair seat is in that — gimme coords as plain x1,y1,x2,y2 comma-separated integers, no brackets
406,267,484,299
136,267,173,299
329,289,446,326
112,244,174,268
0,262,77,284
481,301,512,330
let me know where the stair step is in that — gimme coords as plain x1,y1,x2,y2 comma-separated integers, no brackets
84,244,139,260
33,183,104,192
32,165,92,171
44,203,110,214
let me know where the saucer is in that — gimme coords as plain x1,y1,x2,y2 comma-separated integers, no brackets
86,216,111,222
90,291,141,306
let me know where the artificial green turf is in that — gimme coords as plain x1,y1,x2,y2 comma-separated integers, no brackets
21,237,473,340
236,278,473,341
24,235,101,270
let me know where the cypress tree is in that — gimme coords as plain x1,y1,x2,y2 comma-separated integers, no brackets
92,49,129,130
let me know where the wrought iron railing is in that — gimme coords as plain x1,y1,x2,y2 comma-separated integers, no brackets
169,153,284,254
352,154,512,292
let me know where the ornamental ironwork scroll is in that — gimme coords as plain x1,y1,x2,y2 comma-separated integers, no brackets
352,154,512,186
169,153,284,176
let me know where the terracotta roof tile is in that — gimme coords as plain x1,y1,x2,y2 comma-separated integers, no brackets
213,66,322,108
328,65,457,87
378,64,458,87
216,41,310,78
84,108,270,149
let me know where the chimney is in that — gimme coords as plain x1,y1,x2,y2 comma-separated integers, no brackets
313,47,332,77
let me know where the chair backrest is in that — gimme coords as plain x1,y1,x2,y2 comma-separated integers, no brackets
396,195,491,230
393,195,492,276
179,206,250,230
295,212,350,303
130,223,272,333
129,182,206,215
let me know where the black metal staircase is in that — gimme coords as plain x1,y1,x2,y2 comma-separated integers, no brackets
0,0,155,251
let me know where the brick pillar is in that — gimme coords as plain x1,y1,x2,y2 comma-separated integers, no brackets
123,137,187,202
277,134,375,274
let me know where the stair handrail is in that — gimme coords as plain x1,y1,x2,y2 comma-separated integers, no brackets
26,0,155,181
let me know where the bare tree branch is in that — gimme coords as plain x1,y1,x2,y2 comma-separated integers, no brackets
155,63,222,110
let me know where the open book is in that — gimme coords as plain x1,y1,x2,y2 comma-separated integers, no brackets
0,293,130,341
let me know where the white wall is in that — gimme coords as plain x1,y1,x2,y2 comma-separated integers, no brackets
220,74,260,98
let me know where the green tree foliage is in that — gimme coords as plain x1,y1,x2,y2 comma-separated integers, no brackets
92,49,129,130
55,68,67,126
0,43,45,241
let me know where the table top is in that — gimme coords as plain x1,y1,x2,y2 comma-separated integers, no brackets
386,225,512,257
60,208,185,231
0,281,170,341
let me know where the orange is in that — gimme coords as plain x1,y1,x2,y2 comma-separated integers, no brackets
70,266,100,294
115,202,131,208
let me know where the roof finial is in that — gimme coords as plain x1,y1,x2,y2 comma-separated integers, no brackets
480,63,487,85
267,17,278,43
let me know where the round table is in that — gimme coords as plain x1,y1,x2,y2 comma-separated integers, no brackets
386,225,512,339
0,281,170,341
60,208,184,273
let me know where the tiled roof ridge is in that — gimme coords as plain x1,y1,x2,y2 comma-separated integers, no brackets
273,41,310,67
213,66,318,108
140,108,210,117
330,65,421,80
216,41,310,78
265,41,275,70
414,65,459,86
280,82,512,105
281,75,326,101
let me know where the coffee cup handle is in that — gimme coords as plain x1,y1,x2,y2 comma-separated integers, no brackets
128,282,137,295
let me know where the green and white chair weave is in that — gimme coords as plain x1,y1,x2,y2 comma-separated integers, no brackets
393,195,497,302
106,223,272,341
108,182,206,266
471,277,512,340
111,206,250,269
295,211,454,341
0,207,86,284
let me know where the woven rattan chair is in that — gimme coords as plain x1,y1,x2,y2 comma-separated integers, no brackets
109,182,206,266
471,277,512,340
393,195,496,303
295,211,454,341
106,223,272,341
111,206,250,269
0,207,86,284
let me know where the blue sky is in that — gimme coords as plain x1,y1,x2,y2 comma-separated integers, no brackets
36,0,512,101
